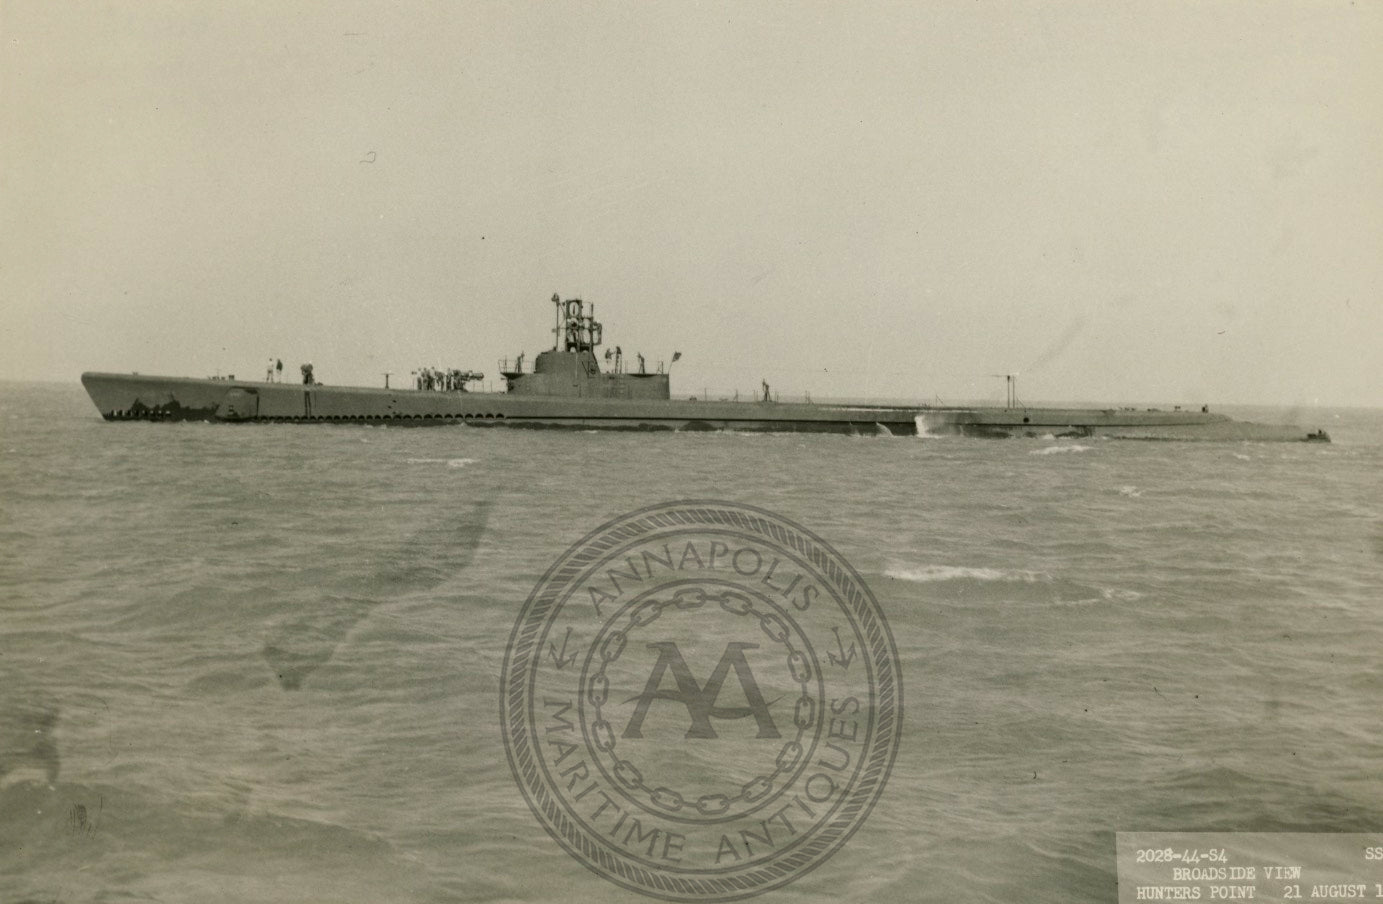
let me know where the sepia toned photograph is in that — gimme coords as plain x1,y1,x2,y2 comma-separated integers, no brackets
2,3,1380,902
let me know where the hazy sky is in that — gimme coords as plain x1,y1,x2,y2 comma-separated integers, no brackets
2,2,1379,407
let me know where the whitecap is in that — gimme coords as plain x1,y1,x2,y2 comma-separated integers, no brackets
886,565,1051,583
1059,587,1145,607
1118,485,1143,497
1030,444,1091,455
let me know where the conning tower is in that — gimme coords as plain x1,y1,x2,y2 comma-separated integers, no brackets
501,294,670,400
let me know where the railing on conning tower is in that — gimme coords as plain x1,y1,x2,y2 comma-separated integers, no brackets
552,293,602,353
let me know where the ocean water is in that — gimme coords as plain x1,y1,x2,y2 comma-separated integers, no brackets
2,381,1381,904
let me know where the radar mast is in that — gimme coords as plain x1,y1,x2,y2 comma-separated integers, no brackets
551,293,602,353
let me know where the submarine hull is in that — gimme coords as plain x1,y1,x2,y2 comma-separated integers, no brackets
80,372,1321,440
80,294,1326,441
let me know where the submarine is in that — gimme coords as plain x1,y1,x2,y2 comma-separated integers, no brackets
80,293,1324,441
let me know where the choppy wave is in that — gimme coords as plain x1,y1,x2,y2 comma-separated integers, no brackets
404,457,477,468
1054,586,1146,606
886,564,1052,583
1030,444,1091,455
